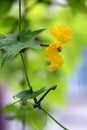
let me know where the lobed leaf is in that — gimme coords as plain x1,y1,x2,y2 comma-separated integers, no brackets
0,34,17,48
0,28,45,66
18,28,45,41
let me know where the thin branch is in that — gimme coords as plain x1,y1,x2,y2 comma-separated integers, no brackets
40,107,68,130
6,100,21,108
20,53,32,91
19,0,22,31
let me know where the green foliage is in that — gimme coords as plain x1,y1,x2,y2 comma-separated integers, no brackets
0,0,14,14
3,103,47,130
67,0,87,13
25,105,47,130
13,87,46,100
3,103,23,120
1,17,18,33
3,104,18,115
0,28,45,66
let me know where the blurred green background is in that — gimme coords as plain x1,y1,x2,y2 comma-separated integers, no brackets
0,0,87,130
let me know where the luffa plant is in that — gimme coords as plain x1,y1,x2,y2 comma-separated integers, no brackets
1,0,72,130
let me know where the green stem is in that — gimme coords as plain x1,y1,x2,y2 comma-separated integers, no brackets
19,0,32,91
7,100,21,107
23,0,28,28
20,53,32,90
19,1,27,130
40,107,68,130
19,0,22,31
19,0,37,104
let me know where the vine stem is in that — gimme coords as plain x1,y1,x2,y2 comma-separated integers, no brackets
6,100,21,108
19,0,32,91
20,53,32,91
19,0,22,31
19,1,27,130
40,107,68,130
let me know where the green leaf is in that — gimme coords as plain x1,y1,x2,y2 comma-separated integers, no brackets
18,28,45,40
1,39,41,67
3,104,23,120
26,106,47,130
3,104,18,115
13,87,46,100
0,34,17,48
0,28,45,66
30,110,47,130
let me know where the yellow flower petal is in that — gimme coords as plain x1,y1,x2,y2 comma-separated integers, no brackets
46,42,63,71
51,25,72,43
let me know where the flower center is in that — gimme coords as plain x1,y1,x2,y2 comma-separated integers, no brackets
57,47,62,52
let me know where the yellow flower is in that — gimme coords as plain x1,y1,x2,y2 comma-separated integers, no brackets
51,25,72,43
46,42,63,71
46,25,72,71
